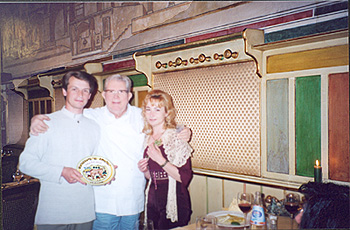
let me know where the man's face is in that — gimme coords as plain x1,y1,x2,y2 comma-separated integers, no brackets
102,79,132,118
62,77,91,114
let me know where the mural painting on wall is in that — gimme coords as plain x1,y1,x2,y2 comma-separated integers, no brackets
71,16,103,56
0,2,199,64
69,5,144,56
102,16,110,38
1,7,42,60
0,3,145,60
72,19,94,55
0,4,71,61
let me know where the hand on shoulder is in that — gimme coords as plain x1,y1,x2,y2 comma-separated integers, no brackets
30,114,51,136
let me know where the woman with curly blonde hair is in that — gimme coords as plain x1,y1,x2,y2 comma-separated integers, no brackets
138,89,193,229
141,90,177,135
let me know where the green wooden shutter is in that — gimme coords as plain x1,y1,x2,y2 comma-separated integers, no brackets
295,76,321,177
128,74,148,87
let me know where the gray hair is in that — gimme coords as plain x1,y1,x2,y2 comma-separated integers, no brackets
104,74,132,92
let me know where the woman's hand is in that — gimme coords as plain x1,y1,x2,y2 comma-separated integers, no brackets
138,158,150,179
147,142,166,166
147,142,183,182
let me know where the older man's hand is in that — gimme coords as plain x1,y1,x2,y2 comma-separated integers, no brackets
177,126,192,142
30,114,50,136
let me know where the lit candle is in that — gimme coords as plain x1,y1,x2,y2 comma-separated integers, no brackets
314,160,322,183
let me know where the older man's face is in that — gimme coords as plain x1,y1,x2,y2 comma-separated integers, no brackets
102,79,132,118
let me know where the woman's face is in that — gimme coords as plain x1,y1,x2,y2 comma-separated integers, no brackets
145,100,168,129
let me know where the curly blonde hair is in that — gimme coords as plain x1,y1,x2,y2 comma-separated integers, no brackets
142,90,177,135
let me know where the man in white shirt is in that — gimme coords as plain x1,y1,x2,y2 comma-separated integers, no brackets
30,74,191,230
19,71,100,230
84,75,146,229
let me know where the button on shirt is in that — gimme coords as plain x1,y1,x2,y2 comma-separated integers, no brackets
84,105,146,216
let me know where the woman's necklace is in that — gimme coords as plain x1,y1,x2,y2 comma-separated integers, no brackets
152,130,165,146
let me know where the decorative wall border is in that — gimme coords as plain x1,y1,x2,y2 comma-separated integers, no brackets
134,29,264,86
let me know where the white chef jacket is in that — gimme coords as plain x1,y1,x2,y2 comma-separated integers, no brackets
84,105,146,216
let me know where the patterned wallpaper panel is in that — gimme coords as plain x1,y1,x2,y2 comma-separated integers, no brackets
89,91,104,109
154,61,261,176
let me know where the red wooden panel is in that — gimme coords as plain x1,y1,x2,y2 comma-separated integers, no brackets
103,59,135,72
328,72,349,182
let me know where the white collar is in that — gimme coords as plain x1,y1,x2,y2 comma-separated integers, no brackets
103,104,130,120
61,106,83,121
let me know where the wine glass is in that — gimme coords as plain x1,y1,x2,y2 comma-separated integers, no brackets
284,193,300,229
237,192,253,230
196,215,217,230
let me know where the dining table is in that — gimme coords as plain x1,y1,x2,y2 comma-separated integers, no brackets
174,215,298,229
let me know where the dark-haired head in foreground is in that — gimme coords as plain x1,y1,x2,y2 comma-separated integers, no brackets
296,182,350,229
